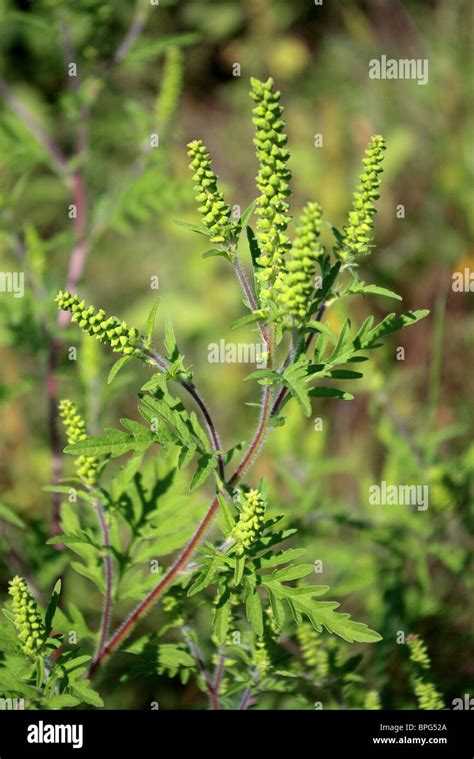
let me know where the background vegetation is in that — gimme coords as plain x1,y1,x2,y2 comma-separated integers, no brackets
0,0,472,709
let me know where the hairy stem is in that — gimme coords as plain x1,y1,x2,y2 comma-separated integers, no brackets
234,255,269,346
113,0,149,65
147,350,225,479
180,379,225,480
270,302,327,418
182,627,220,710
212,648,226,694
238,686,253,710
92,501,113,663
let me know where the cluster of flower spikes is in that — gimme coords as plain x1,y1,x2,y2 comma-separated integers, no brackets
55,291,148,360
407,635,444,710
8,576,46,658
187,140,232,245
278,201,323,326
231,488,266,556
335,135,386,263
250,77,292,306
59,399,99,487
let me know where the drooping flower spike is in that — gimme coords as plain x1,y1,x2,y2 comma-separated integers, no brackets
55,290,148,360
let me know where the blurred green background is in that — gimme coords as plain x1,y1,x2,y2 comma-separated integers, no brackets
0,0,472,708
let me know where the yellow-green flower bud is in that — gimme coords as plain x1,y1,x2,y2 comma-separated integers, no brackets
232,489,266,556
55,290,147,360
59,399,99,487
250,77,292,305
278,202,323,326
187,140,232,244
335,135,386,262
8,576,46,658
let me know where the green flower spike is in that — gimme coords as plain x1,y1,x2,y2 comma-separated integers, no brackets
55,290,148,359
335,135,386,262
59,399,99,487
297,622,329,680
156,46,183,130
232,488,266,556
8,576,46,658
250,77,292,305
412,680,445,710
187,140,232,245
407,635,445,710
364,690,382,710
278,201,323,326
407,634,431,669
253,636,270,679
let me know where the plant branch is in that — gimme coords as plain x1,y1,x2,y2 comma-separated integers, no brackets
0,77,69,180
182,627,220,710
113,0,149,65
270,301,327,418
88,336,274,679
92,500,113,663
234,255,269,346
212,648,226,698
147,350,225,480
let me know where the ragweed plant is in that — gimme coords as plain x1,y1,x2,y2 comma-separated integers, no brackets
0,77,430,710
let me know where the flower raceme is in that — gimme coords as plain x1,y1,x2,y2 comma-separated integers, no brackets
407,634,445,710
335,135,386,262
407,634,431,669
296,622,330,680
250,76,292,305
187,77,387,329
232,489,266,556
187,140,233,245
55,290,148,360
59,399,99,487
278,201,323,326
8,576,46,658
